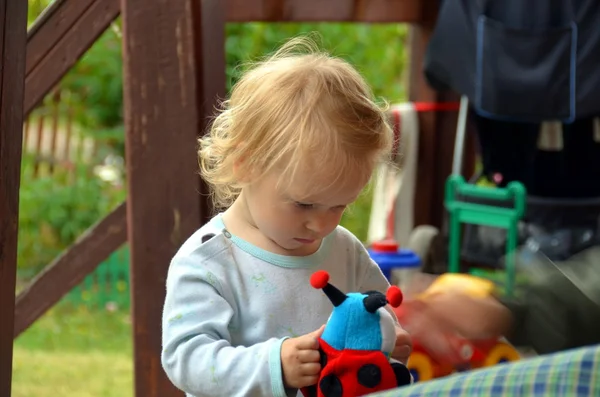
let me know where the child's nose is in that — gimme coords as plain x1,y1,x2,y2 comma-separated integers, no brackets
307,213,336,235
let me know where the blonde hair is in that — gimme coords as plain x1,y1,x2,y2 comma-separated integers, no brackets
199,35,393,209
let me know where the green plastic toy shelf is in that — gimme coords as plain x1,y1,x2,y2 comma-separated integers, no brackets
445,175,527,297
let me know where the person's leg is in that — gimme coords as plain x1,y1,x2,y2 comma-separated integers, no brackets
473,114,539,189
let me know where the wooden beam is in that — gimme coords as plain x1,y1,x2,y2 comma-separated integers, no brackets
227,0,423,23
408,4,472,230
192,0,226,224
407,2,451,229
0,0,28,394
27,0,96,75
24,0,120,116
408,6,438,228
121,0,204,394
13,203,127,338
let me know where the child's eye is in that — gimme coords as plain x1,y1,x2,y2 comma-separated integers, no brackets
295,202,314,209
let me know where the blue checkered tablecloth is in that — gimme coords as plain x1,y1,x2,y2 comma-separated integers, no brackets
369,344,600,397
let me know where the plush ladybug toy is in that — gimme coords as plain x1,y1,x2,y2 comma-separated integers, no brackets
301,270,412,397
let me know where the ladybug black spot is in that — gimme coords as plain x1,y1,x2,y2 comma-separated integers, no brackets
357,364,381,388
319,374,342,397
391,362,413,386
303,384,318,397
319,348,327,368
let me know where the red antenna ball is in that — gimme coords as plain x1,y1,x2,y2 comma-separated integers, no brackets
310,270,330,289
386,286,403,307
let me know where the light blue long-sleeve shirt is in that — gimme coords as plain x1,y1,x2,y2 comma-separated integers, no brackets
161,214,390,397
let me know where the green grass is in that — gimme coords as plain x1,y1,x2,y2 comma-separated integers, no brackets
15,303,132,352
12,348,132,397
12,302,133,397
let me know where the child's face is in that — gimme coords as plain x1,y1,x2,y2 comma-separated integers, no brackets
243,166,370,256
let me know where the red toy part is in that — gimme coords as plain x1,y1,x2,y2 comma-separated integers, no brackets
386,286,403,308
371,239,399,253
302,339,403,397
394,304,520,382
395,305,496,365
311,271,330,289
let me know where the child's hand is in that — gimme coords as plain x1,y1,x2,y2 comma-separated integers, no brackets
391,324,412,365
281,325,325,389
400,292,513,362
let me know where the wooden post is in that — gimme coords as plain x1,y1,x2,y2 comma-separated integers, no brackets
24,0,120,117
191,0,226,224
408,5,441,229
408,3,473,230
0,0,28,395
14,203,127,338
121,0,210,394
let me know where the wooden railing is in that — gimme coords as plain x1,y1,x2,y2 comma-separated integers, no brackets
23,89,98,179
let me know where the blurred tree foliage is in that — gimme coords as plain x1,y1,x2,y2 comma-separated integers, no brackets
17,155,126,279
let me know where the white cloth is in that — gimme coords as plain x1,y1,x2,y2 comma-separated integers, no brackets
368,103,419,246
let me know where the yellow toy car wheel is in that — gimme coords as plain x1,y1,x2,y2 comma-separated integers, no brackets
483,342,520,367
407,352,434,382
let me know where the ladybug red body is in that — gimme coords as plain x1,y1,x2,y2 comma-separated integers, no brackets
301,271,412,397
306,339,408,397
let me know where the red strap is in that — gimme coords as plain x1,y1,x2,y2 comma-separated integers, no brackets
413,102,461,112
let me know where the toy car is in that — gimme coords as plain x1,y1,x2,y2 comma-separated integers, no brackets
394,273,520,382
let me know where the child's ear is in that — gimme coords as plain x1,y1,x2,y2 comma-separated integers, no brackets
233,156,254,183
232,158,245,181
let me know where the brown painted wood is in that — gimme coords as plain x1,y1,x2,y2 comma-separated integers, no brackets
191,0,226,224
24,0,120,116
227,0,423,22
26,0,95,75
408,3,468,230
121,0,204,394
13,202,128,338
0,0,28,394
408,5,439,229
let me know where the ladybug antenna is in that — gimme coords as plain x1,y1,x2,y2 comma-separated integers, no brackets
363,292,388,313
310,271,347,307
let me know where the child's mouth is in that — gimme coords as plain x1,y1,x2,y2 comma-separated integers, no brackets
294,238,315,244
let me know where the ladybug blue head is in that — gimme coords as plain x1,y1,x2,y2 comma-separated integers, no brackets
310,270,403,353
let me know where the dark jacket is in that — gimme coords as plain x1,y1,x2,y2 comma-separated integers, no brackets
424,0,600,122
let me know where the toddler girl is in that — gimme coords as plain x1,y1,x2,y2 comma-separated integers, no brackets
161,36,411,397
